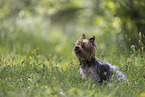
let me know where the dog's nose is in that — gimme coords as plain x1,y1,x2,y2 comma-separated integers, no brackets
75,46,79,50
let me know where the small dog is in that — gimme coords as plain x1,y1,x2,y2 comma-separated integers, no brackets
73,34,126,84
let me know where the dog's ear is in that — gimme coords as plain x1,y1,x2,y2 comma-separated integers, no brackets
89,36,97,49
89,36,95,43
80,34,86,39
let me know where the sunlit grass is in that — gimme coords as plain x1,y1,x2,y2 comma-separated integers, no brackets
0,49,145,97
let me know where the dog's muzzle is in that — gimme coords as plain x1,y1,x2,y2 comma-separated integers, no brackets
74,46,81,53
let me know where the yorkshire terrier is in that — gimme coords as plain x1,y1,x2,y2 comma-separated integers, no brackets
73,34,126,84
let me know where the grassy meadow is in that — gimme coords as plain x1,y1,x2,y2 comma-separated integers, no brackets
0,34,145,97
0,0,145,96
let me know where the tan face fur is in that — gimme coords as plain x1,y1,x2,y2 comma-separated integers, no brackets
73,34,97,61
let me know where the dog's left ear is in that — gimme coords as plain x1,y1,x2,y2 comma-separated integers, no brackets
80,34,86,39
89,36,97,49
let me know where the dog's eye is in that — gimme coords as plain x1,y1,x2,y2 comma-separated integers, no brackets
82,45,85,49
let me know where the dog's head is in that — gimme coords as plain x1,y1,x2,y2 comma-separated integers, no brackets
73,34,97,61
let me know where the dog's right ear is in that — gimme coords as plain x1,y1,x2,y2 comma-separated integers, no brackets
80,34,86,39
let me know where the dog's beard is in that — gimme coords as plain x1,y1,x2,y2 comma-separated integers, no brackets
74,48,95,62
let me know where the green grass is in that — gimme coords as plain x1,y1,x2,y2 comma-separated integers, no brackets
0,49,145,97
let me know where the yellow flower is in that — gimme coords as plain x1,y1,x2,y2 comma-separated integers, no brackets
60,82,63,85
9,77,11,79
49,54,52,57
39,54,43,57
29,56,32,59
104,72,107,75
68,88,75,93
34,49,36,51
53,77,56,80
32,51,34,53
140,92,145,97
28,78,32,81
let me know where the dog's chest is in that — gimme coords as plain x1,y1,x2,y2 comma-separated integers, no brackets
80,66,95,74
80,65,99,81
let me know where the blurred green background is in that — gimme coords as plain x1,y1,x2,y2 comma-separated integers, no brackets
0,0,145,57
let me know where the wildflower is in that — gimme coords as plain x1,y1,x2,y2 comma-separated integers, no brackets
53,77,56,80
131,45,135,49
68,88,75,93
140,92,145,97
9,77,11,80
34,49,36,51
28,78,32,81
49,54,52,57
60,82,63,85
139,32,142,39
104,72,107,75
39,54,43,57
45,86,47,88
32,51,34,54
29,56,32,59
60,91,65,95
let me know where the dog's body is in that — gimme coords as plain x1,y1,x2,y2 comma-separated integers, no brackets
73,34,126,84
79,57,126,84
